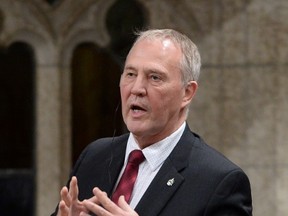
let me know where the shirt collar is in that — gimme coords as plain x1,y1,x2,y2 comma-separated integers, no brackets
126,122,186,171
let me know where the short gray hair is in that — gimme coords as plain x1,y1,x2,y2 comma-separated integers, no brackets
133,29,201,85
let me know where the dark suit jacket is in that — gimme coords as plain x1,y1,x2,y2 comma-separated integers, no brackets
52,125,252,216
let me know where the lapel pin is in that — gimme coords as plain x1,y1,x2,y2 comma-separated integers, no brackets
167,178,175,186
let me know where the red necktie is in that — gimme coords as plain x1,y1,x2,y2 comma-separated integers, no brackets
112,150,145,204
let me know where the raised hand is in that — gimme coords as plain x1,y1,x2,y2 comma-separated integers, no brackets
57,176,87,216
80,187,139,216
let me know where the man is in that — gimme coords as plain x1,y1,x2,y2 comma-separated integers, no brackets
52,29,252,216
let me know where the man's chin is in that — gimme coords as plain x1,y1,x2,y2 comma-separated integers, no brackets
127,127,143,135
126,123,146,134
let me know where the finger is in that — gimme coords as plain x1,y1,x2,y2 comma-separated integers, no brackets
82,199,112,216
58,200,69,216
60,186,71,207
79,211,91,216
69,176,79,201
117,196,138,216
93,188,119,212
118,195,133,212
87,193,99,204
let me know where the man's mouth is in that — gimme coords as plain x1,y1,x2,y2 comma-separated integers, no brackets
130,104,146,112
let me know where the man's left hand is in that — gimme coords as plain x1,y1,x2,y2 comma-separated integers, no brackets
80,187,139,216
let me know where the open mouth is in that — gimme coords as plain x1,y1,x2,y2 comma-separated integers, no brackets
130,104,146,112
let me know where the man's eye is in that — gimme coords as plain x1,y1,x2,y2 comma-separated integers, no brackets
126,72,136,77
150,75,161,81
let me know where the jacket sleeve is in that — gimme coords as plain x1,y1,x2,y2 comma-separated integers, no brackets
50,146,90,216
204,169,253,216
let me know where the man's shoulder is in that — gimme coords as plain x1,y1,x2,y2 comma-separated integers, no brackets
191,132,243,173
181,128,242,173
86,133,130,152
73,133,129,167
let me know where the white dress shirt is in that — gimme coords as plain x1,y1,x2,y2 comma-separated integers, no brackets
114,122,186,209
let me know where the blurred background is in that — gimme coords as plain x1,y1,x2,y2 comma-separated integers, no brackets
0,0,287,215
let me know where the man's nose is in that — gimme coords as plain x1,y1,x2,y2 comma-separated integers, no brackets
131,76,147,96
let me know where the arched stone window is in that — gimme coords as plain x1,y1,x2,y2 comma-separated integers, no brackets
106,0,148,61
70,0,147,165
0,42,35,215
71,44,123,164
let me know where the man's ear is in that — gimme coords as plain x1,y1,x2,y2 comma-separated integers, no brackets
182,81,198,106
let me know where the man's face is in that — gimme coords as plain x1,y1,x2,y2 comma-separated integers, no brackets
120,38,196,147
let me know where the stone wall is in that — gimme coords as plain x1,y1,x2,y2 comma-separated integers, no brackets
186,1,288,215
0,0,287,215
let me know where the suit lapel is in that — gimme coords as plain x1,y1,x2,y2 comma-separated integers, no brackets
135,158,185,216
135,126,195,216
101,135,128,197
